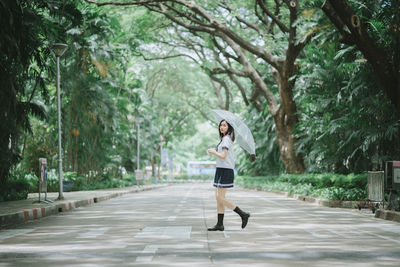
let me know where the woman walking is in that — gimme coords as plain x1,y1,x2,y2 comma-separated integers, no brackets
207,119,250,231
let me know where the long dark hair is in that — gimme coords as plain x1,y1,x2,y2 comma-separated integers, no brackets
219,120,235,142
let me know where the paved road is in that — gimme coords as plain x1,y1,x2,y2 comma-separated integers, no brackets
0,183,400,266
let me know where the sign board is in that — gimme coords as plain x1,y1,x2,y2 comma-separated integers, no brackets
39,158,47,192
385,161,400,190
33,158,53,204
394,161,400,184
135,169,144,186
394,168,400,184
161,148,169,166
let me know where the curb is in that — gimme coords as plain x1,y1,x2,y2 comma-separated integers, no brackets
267,189,360,209
374,209,400,223
0,184,167,229
242,186,400,223
243,187,364,210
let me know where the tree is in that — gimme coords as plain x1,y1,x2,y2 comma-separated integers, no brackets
290,1,400,173
140,60,201,177
0,0,79,188
85,0,323,173
321,0,400,115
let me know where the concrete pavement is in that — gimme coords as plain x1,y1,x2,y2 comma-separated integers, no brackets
247,188,400,223
0,184,167,229
1,180,399,230
1,183,400,266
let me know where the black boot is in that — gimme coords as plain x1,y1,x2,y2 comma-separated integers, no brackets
208,214,224,231
234,206,250,229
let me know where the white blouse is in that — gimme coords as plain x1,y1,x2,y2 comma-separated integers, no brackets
216,135,234,169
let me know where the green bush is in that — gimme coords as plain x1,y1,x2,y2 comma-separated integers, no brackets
24,170,59,192
236,173,367,201
173,174,213,181
61,171,134,191
0,169,140,202
0,170,31,201
24,170,136,194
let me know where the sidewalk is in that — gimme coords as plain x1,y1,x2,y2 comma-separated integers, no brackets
242,187,400,223
0,184,168,229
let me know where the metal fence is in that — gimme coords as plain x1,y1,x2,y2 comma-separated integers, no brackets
367,171,385,207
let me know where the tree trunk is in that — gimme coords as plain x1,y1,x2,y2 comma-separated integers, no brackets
152,143,161,178
273,109,305,173
157,161,161,179
223,34,305,173
273,61,305,173
74,135,79,173
67,104,73,171
151,155,155,178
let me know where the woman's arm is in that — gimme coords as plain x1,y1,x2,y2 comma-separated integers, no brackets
207,148,228,160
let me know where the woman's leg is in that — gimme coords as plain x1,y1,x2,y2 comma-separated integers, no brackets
216,188,236,210
217,187,250,229
208,188,225,231
216,188,225,214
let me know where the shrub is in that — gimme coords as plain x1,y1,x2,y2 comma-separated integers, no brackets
236,173,367,201
173,174,213,181
0,169,31,201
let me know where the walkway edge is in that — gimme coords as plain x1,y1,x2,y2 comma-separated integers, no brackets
0,184,168,229
255,188,360,209
239,186,400,223
374,209,400,223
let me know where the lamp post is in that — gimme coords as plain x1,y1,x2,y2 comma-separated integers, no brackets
51,43,68,200
135,118,144,169
128,115,144,184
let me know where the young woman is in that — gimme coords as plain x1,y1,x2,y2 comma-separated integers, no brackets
207,119,250,231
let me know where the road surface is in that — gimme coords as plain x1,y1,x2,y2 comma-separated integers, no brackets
1,183,400,266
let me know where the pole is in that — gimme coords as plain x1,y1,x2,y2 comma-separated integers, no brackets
56,56,64,200
137,123,140,169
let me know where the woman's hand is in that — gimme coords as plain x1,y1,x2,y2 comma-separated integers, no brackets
207,148,227,160
207,148,217,155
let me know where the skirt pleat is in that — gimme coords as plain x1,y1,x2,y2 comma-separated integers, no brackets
213,168,234,188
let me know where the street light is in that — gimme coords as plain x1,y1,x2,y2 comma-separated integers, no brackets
135,118,144,169
127,116,144,184
51,43,68,200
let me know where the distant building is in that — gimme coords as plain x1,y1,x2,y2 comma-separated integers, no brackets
187,161,216,175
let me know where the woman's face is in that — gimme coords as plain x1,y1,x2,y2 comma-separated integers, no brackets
220,121,228,135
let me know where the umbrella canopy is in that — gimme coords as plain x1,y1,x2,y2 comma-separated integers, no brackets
210,109,256,155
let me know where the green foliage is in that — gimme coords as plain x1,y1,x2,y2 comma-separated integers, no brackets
172,174,213,181
3,0,400,193
238,173,367,189
0,0,57,188
67,176,134,191
295,41,400,173
236,105,284,176
0,169,31,201
22,171,135,194
236,173,367,201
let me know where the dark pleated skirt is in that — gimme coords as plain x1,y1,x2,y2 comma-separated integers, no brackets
213,168,234,188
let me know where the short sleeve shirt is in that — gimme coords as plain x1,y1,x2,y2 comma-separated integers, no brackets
216,135,234,169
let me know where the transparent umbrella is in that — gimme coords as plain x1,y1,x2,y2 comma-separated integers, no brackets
210,109,256,156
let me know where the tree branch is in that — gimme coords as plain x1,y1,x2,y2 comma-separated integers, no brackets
235,16,265,37
221,33,279,115
210,74,230,110
324,0,399,114
256,0,289,33
321,0,355,45
227,72,249,106
140,51,198,63
84,0,165,6
161,111,189,142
